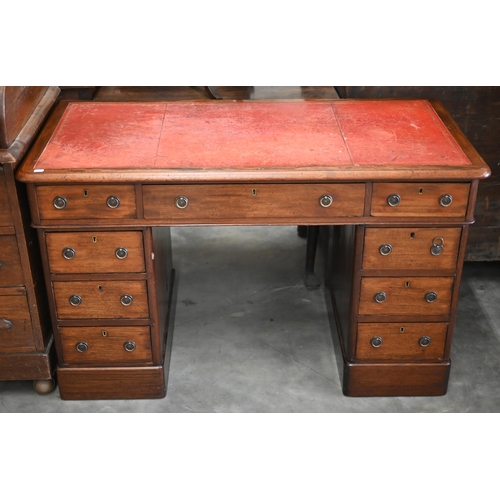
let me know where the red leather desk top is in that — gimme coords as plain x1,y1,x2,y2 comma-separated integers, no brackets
20,100,490,183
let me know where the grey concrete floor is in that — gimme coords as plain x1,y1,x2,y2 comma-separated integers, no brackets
1,226,499,412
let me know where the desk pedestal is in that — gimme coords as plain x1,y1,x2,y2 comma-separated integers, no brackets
327,224,468,397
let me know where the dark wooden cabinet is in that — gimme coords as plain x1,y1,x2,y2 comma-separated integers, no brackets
0,86,60,393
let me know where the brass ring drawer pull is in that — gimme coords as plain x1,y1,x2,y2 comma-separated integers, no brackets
439,194,453,207
120,294,133,306
115,247,128,259
425,291,438,303
373,291,387,303
76,341,88,352
371,336,383,348
0,319,13,330
62,247,76,260
175,196,189,209
430,237,445,256
319,194,333,208
124,341,136,352
387,194,401,206
419,336,431,347
53,196,67,209
106,196,121,209
69,294,82,306
379,243,393,256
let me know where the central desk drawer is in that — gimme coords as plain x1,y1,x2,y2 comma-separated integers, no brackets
359,277,454,316
59,326,153,365
143,184,365,221
46,231,146,274
36,184,137,220
53,280,149,319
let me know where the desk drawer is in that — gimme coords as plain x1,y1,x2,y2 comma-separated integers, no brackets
356,323,447,361
359,277,454,316
0,173,13,226
362,227,462,271
143,183,365,221
46,231,146,274
36,184,137,220
59,326,153,365
371,183,470,218
53,280,149,319
0,294,36,352
0,235,24,286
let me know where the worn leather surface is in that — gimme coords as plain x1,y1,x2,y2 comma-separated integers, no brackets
34,100,471,170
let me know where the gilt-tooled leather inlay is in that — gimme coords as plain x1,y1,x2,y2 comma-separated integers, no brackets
34,100,471,170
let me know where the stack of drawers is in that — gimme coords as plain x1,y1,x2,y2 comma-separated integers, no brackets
34,185,173,399
0,86,59,392
0,172,35,356
330,181,472,396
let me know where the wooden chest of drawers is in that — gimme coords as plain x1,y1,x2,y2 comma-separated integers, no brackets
329,215,471,396
40,227,173,399
17,99,490,399
0,86,60,392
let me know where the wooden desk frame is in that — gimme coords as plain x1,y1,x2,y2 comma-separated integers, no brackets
17,99,490,400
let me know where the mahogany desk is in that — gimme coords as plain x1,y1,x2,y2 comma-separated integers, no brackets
17,99,490,400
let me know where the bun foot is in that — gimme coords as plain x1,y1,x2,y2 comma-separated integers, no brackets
33,378,56,395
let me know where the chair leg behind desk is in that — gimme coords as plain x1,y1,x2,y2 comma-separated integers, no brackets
305,226,321,290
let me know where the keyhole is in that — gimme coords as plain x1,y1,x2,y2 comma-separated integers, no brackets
252,189,257,196
102,330,108,337
92,236,97,243
83,189,89,197
400,327,405,333
410,232,415,239
419,188,424,194
98,285,103,292
405,281,410,288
